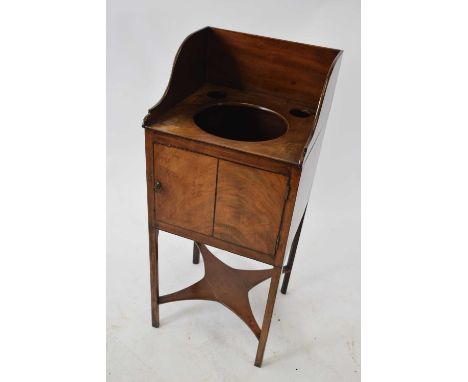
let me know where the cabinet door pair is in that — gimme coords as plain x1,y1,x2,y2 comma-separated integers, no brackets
153,143,289,256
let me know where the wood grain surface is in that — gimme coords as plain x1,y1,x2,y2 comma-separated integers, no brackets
153,143,217,235
214,160,289,255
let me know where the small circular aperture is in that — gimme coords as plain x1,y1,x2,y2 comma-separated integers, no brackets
207,91,227,99
289,108,312,118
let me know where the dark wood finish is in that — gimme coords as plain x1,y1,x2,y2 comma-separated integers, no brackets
143,27,342,367
148,230,159,327
153,143,217,236
284,107,332,259
155,220,277,266
192,241,200,264
160,243,272,338
145,130,159,327
214,160,289,256
146,83,317,165
272,165,301,268
206,28,338,107
143,28,209,127
287,131,325,251
281,208,306,294
284,52,343,257
303,51,343,162
144,27,342,165
153,130,292,175
255,266,282,367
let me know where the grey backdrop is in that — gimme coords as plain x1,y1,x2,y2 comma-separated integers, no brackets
107,1,360,380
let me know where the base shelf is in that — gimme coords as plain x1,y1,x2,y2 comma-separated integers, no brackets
159,243,273,339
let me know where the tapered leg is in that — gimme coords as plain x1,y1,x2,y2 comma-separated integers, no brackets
254,266,282,367
192,241,200,264
281,209,306,295
145,130,159,327
149,229,160,327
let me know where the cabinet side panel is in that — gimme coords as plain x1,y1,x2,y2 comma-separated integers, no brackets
214,160,289,255
284,129,326,259
284,55,343,260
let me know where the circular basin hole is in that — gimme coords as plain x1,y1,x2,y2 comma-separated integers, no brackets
206,91,227,99
194,103,287,142
289,108,312,118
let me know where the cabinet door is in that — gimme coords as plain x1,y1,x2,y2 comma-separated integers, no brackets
214,160,289,256
153,144,217,236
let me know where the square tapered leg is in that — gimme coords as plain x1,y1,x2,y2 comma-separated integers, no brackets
149,229,159,328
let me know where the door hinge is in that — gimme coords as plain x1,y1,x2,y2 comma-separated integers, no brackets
284,183,290,201
275,234,281,252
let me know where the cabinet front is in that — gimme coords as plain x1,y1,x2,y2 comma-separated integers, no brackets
153,143,218,236
213,160,289,256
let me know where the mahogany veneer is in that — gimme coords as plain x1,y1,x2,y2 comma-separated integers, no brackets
142,27,342,367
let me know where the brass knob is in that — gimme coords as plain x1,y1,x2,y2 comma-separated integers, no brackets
154,180,162,192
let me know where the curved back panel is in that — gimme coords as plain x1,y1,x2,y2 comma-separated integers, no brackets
206,28,340,107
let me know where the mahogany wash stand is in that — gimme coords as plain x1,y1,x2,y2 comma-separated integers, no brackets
142,27,342,367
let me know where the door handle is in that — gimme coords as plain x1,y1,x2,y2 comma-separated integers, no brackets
154,180,162,192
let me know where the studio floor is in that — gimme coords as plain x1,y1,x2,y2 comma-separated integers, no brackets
107,205,360,381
